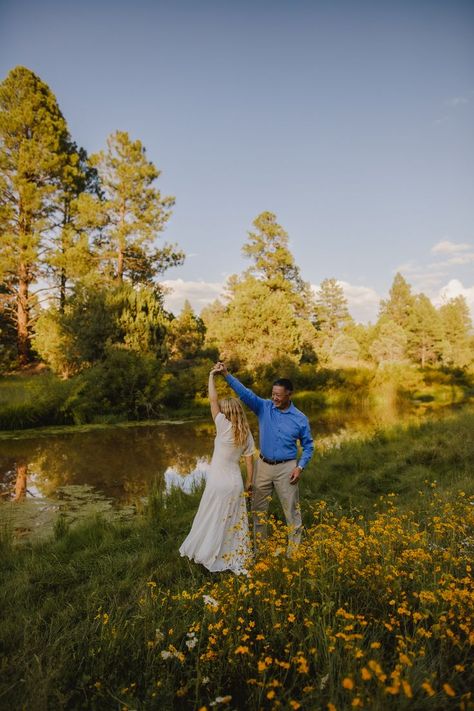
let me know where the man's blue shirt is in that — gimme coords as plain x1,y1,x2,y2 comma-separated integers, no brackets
225,374,314,469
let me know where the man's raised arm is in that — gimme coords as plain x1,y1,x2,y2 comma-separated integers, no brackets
216,362,264,415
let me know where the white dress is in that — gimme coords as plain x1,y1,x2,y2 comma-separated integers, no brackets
179,412,255,574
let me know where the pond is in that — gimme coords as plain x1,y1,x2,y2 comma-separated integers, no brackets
0,399,458,538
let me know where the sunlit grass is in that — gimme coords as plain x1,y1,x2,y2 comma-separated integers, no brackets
0,410,473,709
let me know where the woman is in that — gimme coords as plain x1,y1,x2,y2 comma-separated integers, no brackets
179,367,255,574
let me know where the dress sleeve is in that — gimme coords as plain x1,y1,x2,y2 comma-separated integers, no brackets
214,411,227,430
242,431,256,457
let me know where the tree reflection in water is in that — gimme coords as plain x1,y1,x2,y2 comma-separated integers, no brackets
0,421,217,505
0,401,453,511
13,459,28,502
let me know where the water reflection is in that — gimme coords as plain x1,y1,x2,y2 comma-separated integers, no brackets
13,460,28,502
164,459,210,493
0,401,463,509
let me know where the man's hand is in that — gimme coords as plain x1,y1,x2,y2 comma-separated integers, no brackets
215,361,228,376
289,466,302,485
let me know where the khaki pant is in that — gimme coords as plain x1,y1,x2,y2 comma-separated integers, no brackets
251,458,302,552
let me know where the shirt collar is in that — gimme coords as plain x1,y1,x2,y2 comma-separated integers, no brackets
270,400,296,414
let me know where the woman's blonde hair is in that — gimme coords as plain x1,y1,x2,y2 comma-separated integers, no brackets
219,398,251,447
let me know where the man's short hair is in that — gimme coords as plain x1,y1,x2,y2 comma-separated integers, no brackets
273,378,293,392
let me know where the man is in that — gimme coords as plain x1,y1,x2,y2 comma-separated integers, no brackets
215,362,314,553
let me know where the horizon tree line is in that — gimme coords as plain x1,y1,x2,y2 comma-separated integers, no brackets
0,66,472,377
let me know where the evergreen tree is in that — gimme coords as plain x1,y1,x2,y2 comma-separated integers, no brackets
45,143,99,310
0,283,17,370
406,294,443,367
243,211,314,317
315,278,353,339
0,66,71,363
203,276,302,371
369,320,408,364
438,296,473,368
379,273,414,329
33,282,168,375
89,130,184,284
330,334,360,365
168,300,205,361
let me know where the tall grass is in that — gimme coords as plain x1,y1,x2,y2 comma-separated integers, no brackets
0,412,473,709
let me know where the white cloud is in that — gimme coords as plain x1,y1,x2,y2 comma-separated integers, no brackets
312,280,380,324
161,278,225,315
340,281,381,324
434,279,474,320
431,240,472,254
430,253,474,268
446,96,469,107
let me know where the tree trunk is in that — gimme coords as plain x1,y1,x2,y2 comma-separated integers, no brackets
117,246,124,282
17,261,30,365
116,201,125,282
60,266,67,311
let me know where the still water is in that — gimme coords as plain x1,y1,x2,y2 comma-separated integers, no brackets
0,401,447,509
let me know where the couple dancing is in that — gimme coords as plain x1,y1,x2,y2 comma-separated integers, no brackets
179,362,314,574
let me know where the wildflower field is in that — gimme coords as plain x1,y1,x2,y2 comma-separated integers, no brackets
1,410,473,710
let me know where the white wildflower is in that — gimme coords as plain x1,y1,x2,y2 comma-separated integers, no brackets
320,673,329,690
203,594,219,608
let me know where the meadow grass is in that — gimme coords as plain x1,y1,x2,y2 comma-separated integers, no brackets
0,411,473,710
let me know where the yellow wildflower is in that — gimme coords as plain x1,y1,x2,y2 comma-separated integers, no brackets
443,684,455,697
421,681,435,697
234,645,250,655
401,680,413,698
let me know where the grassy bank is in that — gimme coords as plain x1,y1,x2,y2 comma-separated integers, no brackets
0,411,473,710
1,365,472,432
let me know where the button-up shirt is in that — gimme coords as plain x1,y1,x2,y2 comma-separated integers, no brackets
225,374,314,469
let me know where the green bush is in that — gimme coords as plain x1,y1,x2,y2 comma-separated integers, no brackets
64,348,165,424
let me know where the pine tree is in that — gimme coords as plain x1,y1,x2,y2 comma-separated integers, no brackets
203,276,302,371
369,320,408,364
315,278,353,339
89,130,184,284
45,143,99,310
379,273,414,329
438,295,473,368
330,334,360,365
406,294,443,367
0,66,71,363
33,282,169,375
168,300,205,360
243,211,314,317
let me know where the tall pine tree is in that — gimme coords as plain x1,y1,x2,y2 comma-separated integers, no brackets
243,211,314,317
379,273,414,329
0,66,71,363
439,295,473,368
89,130,184,284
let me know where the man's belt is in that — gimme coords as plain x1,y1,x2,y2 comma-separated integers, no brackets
259,453,294,465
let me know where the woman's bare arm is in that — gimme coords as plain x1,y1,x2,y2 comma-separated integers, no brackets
244,454,254,493
208,369,221,420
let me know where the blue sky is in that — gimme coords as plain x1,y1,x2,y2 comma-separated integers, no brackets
1,0,473,321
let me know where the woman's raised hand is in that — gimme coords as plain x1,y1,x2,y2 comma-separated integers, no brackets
214,361,228,375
